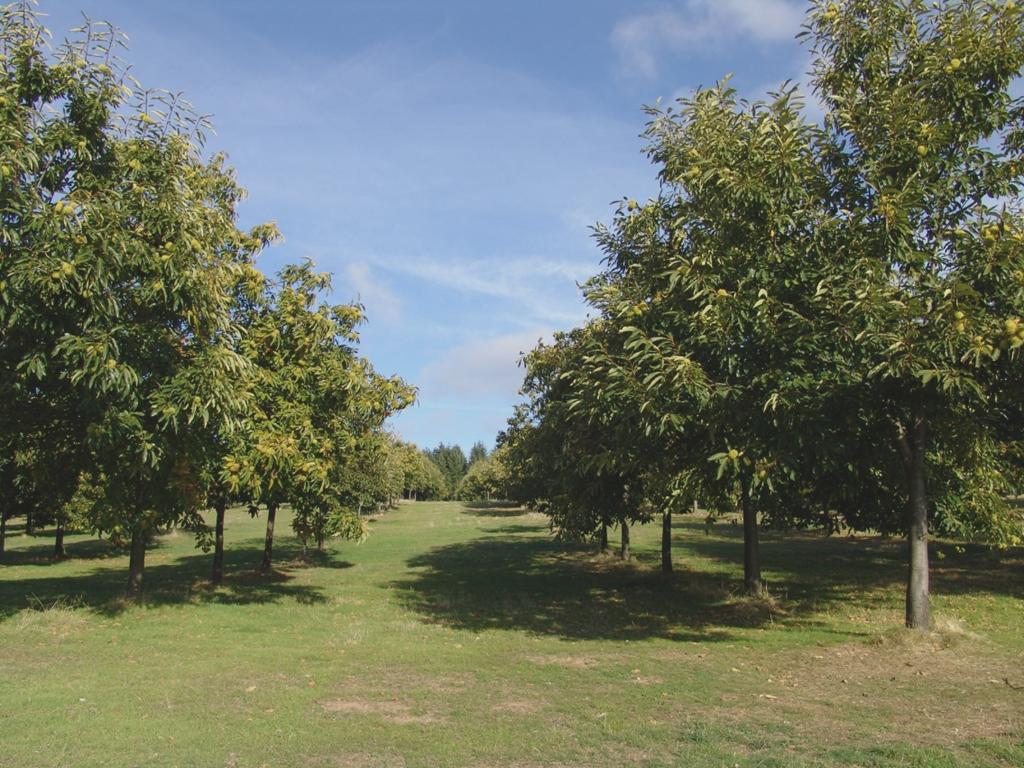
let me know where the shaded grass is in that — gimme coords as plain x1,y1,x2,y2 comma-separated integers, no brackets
0,502,1021,768
459,500,531,517
0,535,334,618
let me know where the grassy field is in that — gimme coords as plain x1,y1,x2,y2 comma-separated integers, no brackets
0,501,1022,768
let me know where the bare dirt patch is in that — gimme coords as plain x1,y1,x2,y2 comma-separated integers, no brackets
336,669,473,696
310,753,408,768
629,674,664,686
491,699,544,715
318,699,448,725
527,653,601,669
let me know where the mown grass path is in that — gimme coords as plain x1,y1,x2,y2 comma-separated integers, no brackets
1,502,1022,767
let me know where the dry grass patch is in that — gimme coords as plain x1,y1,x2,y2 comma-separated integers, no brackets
336,668,473,696
491,699,545,715
310,752,408,768
731,629,1024,749
14,597,88,641
526,653,601,669
318,698,447,725
629,673,664,685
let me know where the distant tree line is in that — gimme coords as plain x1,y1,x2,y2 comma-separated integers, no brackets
421,441,493,500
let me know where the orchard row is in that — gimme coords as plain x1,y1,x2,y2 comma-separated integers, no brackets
0,7,440,596
495,0,1024,631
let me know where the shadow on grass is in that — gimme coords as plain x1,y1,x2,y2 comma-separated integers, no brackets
460,501,529,517
0,535,122,565
0,537,348,619
681,518,1024,606
393,515,1023,642
391,532,783,643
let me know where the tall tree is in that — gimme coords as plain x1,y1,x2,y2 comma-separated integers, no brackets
0,7,272,597
502,326,660,559
456,446,510,502
424,443,468,499
226,262,413,570
468,441,489,466
588,81,831,594
806,0,1024,628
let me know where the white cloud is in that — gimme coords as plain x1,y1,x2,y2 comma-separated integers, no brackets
366,253,592,327
612,0,805,78
343,262,402,326
418,330,552,399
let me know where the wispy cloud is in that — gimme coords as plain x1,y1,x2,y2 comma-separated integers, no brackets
419,329,551,399
366,253,593,327
612,0,805,78
343,262,402,326
390,328,552,449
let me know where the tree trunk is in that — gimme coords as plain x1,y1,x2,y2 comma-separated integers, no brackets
260,502,278,573
211,501,226,584
740,475,763,596
897,415,930,631
54,519,66,559
599,519,608,553
25,506,34,536
0,514,6,554
126,527,146,600
661,510,673,574
619,518,630,561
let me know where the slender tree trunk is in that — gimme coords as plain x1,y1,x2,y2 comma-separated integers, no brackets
260,502,278,573
211,501,226,584
599,519,608,553
619,518,630,561
897,415,930,631
54,519,66,559
25,507,34,536
740,475,763,596
661,510,673,574
126,527,146,600
0,514,6,554
316,533,325,552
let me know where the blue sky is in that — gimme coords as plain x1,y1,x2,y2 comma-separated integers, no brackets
44,0,815,451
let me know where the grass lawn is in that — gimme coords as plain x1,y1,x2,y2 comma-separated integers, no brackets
1,501,1022,768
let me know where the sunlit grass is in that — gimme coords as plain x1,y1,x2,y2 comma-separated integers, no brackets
1,502,1021,767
